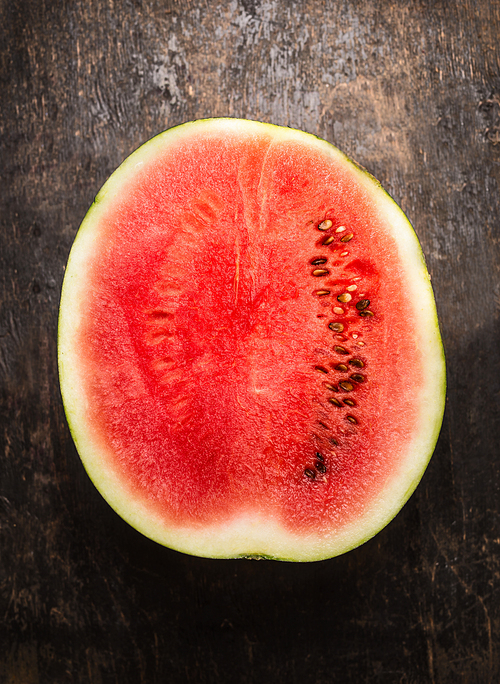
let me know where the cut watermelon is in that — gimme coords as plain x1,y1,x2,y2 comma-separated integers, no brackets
58,118,445,561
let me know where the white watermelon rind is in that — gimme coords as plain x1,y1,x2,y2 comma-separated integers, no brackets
58,118,446,562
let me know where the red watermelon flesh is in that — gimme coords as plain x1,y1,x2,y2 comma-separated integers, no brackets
58,119,445,561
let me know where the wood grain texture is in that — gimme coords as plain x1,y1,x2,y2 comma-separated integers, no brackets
1,0,499,682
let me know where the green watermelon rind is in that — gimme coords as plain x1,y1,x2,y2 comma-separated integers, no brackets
58,118,446,562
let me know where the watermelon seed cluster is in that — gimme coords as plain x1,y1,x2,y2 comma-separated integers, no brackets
304,216,375,481
304,453,328,480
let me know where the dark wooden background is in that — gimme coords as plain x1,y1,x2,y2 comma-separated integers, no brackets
2,0,500,682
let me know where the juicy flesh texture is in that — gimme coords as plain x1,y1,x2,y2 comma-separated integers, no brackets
79,130,422,535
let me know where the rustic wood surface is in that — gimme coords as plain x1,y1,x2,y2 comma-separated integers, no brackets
1,0,500,682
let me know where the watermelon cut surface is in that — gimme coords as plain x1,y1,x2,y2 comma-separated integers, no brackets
59,118,445,561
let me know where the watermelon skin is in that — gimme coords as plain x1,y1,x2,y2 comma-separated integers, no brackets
58,118,445,562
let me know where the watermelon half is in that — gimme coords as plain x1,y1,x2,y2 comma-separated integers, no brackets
58,118,445,562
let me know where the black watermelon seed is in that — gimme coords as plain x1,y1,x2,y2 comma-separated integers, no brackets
304,468,316,479
340,233,354,243
334,345,350,355
329,322,344,332
356,299,370,311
